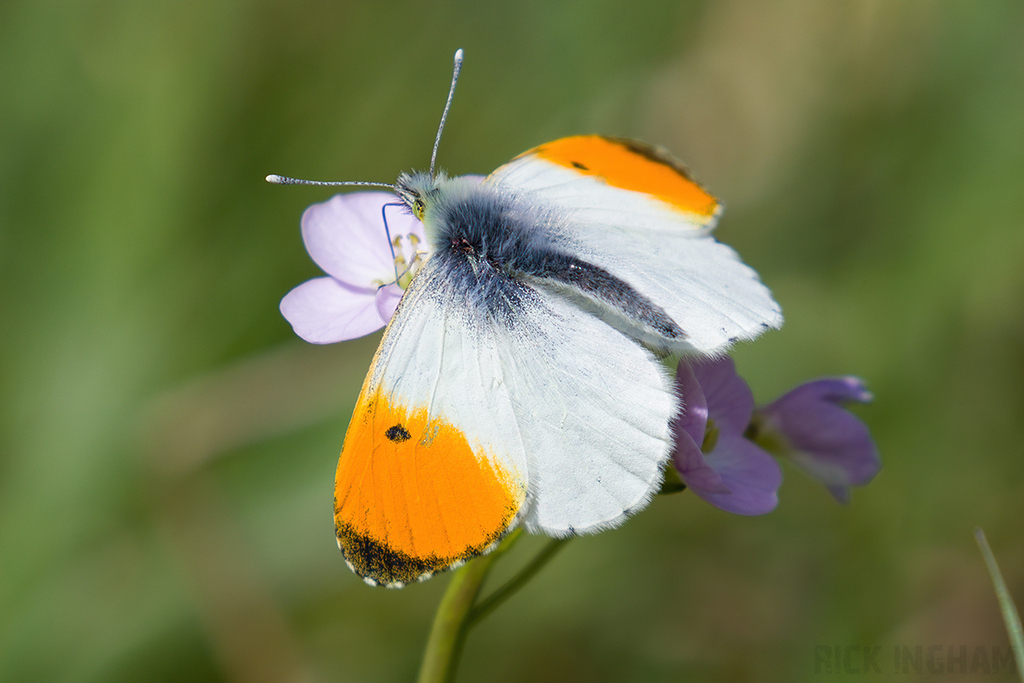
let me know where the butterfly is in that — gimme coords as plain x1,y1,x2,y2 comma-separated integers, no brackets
272,50,782,587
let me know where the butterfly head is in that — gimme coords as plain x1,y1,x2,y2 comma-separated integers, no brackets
395,171,439,222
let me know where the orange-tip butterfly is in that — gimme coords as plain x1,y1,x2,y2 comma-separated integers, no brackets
271,50,782,587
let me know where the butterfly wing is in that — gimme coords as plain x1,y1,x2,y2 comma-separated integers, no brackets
335,246,676,585
486,135,783,355
334,255,528,587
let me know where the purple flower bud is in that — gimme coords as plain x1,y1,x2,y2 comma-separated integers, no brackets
755,377,880,503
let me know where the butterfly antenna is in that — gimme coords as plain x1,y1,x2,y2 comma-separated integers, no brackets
265,175,395,189
429,48,464,176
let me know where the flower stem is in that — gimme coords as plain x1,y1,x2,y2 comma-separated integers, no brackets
416,529,523,683
468,537,570,627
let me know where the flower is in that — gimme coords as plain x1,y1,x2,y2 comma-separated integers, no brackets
672,356,783,515
280,192,427,343
752,377,880,503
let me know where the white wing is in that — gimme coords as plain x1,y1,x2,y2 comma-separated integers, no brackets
372,253,677,537
487,137,783,356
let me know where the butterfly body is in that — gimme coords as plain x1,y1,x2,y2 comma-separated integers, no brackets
398,168,685,348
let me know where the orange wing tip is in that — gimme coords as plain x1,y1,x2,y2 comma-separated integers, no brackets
337,521,512,588
528,135,721,219
334,388,526,587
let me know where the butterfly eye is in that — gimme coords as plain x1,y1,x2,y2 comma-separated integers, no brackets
413,198,426,219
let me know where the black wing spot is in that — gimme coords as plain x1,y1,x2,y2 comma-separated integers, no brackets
571,161,589,171
385,424,412,443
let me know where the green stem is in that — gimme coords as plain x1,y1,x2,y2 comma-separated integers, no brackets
416,530,523,683
468,537,570,627
974,527,1024,682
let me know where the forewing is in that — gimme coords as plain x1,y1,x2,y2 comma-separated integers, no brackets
488,136,783,355
334,262,529,587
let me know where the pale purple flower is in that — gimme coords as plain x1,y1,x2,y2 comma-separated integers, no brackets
280,192,427,343
672,357,783,515
753,377,880,503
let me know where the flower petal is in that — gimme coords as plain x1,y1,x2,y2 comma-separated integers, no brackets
674,430,730,496
674,360,708,447
280,277,386,343
691,356,754,435
760,377,880,503
301,192,424,286
695,435,782,515
673,360,729,494
374,283,404,324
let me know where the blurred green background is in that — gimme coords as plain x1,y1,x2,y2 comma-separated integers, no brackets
2,2,1022,682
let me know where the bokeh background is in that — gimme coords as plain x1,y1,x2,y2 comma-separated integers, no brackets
2,2,1022,682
